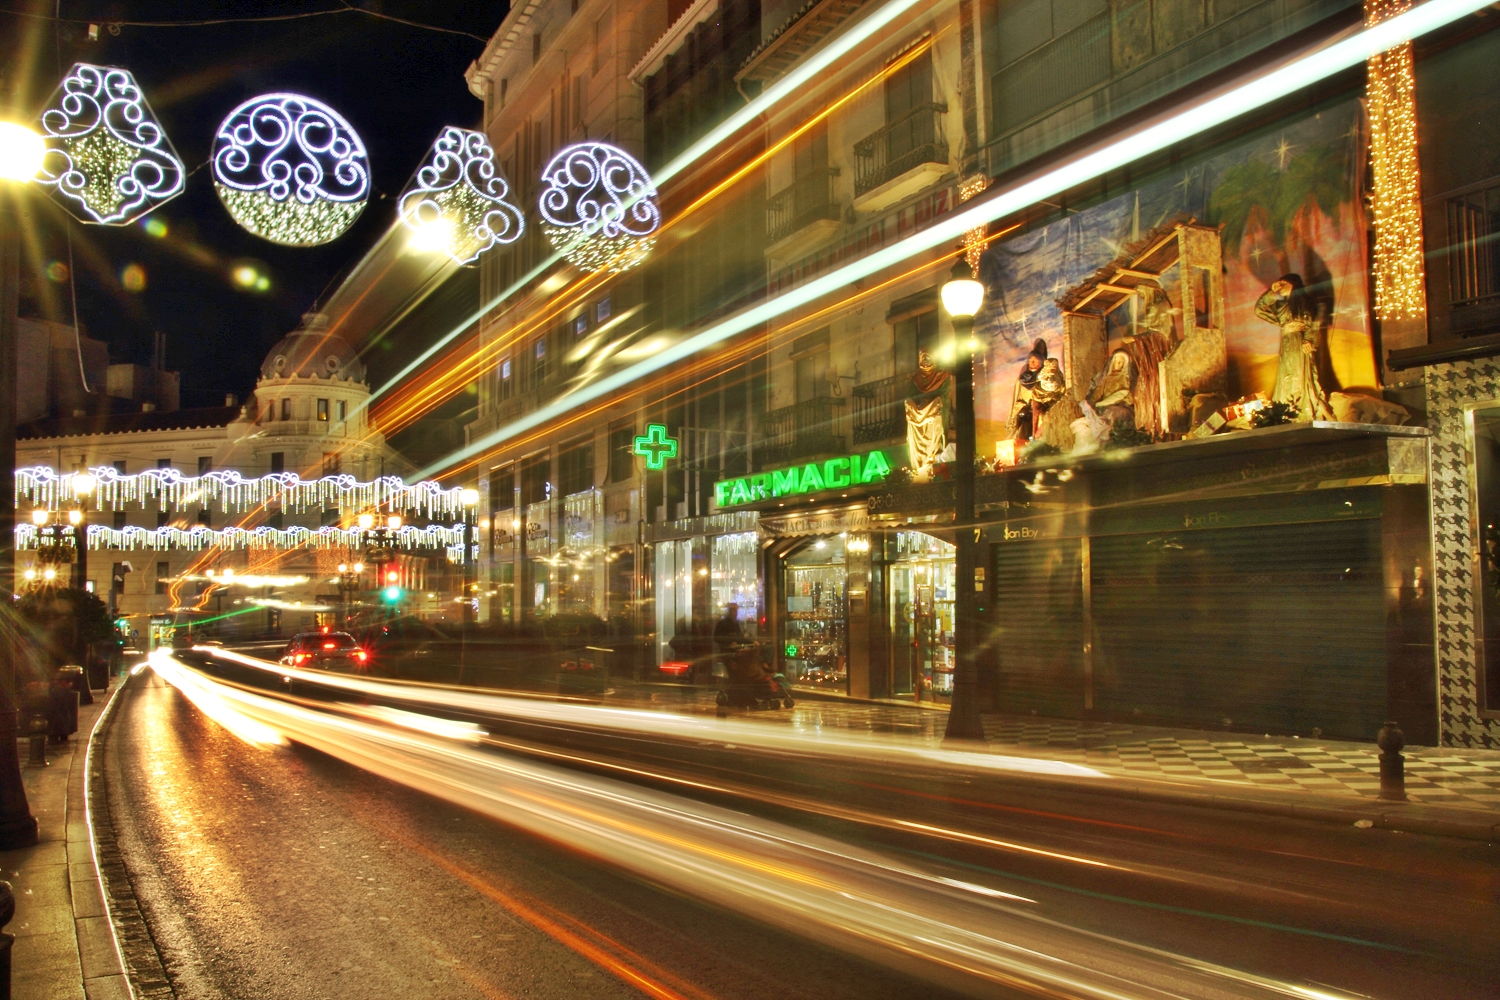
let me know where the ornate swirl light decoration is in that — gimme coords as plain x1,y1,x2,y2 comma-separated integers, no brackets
399,127,524,264
537,142,660,273
33,63,185,226
210,93,370,247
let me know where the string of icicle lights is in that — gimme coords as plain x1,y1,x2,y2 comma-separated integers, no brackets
16,466,470,517
15,523,469,563
1365,0,1427,321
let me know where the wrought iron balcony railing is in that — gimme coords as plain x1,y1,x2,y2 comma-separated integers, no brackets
766,168,841,245
756,396,846,467
853,102,948,197
851,372,911,444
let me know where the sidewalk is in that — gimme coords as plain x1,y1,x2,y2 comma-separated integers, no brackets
2,680,130,1000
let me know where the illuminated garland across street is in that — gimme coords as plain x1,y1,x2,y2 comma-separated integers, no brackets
15,523,469,563
16,466,470,518
400,127,524,264
34,63,185,225
211,93,370,247
538,143,660,273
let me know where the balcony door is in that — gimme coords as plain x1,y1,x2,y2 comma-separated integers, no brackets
885,50,933,164
792,122,830,217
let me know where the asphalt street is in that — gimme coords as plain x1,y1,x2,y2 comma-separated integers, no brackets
101,665,1500,999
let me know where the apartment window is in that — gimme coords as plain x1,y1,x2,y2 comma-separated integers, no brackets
112,511,127,530
155,561,169,595
791,328,831,402
574,314,588,337
489,464,515,513
337,399,347,421
317,398,329,421
519,452,551,506
197,509,212,528
270,452,285,474
498,357,513,400
608,422,636,482
263,400,274,422
280,398,292,420
113,461,126,474
322,452,341,476
533,31,542,64
532,337,548,385
892,308,940,373
197,456,211,475
592,12,612,75
885,49,935,154
558,439,594,496
499,78,508,107
269,511,284,530
320,507,340,527
156,510,168,528
596,297,611,323
1449,184,1500,311
156,457,170,469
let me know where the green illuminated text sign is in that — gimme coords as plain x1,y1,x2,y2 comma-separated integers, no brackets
713,450,892,509
633,423,678,470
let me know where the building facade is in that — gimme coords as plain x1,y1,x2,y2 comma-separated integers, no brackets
448,0,1500,746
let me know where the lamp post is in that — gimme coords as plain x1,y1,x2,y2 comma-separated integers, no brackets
460,488,480,628
71,472,95,591
0,116,46,847
940,254,988,744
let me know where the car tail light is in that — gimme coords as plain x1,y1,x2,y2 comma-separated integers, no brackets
294,653,307,663
323,642,336,650
660,661,692,676
355,650,367,661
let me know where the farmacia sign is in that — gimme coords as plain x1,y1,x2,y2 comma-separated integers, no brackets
713,450,893,508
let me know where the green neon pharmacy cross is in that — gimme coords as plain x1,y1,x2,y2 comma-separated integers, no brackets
633,423,679,470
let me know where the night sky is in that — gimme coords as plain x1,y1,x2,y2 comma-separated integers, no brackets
3,0,507,409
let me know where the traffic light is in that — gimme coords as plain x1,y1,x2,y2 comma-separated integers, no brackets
383,586,402,603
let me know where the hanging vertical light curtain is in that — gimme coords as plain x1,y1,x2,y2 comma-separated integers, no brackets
1365,0,1427,321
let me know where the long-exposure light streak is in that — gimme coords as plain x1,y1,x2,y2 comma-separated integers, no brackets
419,0,1489,480
157,652,1364,1000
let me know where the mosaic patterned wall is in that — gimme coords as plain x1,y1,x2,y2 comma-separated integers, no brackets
1426,359,1500,748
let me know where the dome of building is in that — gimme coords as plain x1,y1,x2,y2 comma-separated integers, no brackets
259,312,366,383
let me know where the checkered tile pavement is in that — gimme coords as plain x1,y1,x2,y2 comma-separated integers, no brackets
747,700,1500,811
615,688,1500,811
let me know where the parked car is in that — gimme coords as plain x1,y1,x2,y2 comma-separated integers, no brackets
278,631,370,672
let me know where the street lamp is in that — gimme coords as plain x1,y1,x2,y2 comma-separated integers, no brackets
941,254,988,745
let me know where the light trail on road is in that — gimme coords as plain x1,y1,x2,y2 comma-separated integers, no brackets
150,650,1362,1000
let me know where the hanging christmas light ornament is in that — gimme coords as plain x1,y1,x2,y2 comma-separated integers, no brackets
399,127,524,264
537,143,660,273
211,93,370,247
33,63,185,225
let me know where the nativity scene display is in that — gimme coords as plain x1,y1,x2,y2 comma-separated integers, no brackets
964,100,1411,470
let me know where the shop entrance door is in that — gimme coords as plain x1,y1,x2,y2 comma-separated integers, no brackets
782,535,848,691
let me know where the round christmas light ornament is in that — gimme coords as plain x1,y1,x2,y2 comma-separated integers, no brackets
211,93,369,247
537,143,659,273
400,127,524,264
33,64,185,225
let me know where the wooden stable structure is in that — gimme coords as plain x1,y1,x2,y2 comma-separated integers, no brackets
1057,218,1227,436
